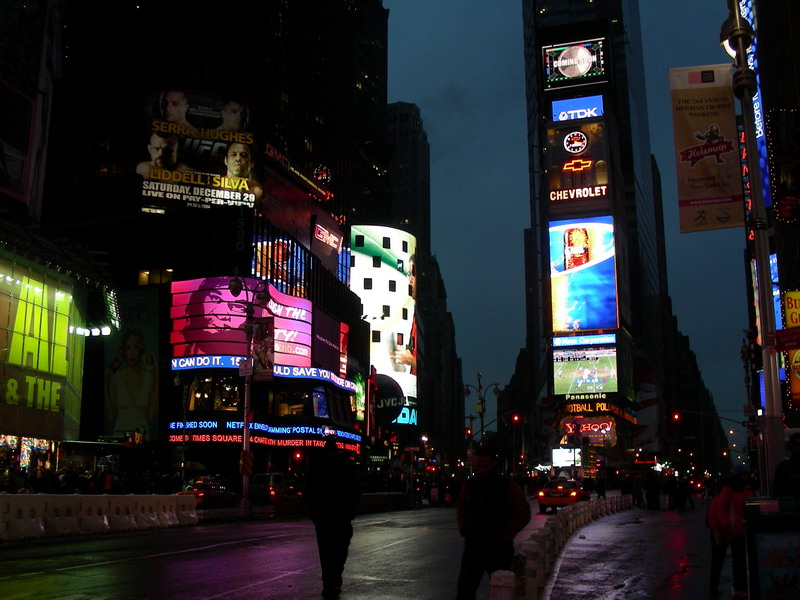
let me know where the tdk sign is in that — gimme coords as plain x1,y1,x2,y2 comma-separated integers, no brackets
552,95,604,122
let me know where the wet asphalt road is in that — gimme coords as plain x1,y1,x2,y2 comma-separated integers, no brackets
1,495,728,600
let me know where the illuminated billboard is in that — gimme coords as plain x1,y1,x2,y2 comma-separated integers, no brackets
542,39,606,90
350,226,417,427
103,288,160,440
551,95,604,122
171,277,308,371
138,91,262,209
553,346,618,396
0,258,85,440
549,216,618,332
546,121,609,202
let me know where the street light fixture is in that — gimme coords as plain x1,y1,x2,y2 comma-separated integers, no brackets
464,372,500,443
228,274,271,511
719,5,783,495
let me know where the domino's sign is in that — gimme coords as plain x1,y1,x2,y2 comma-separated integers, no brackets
552,95,604,122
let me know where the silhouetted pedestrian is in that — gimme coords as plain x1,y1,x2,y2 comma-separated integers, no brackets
707,465,755,599
455,445,531,600
772,431,800,497
304,438,361,600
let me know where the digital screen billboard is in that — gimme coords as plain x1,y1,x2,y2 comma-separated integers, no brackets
551,95,604,122
546,121,609,202
542,38,606,90
170,277,309,371
549,216,618,332
350,226,417,427
553,346,618,396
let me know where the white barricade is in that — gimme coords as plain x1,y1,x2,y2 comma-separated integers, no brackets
43,496,80,537
134,498,160,530
80,496,111,535
108,499,137,532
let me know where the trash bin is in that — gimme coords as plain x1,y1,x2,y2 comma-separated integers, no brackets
744,496,800,600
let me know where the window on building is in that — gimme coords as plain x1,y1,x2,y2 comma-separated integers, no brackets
372,331,381,343
355,235,365,247
389,280,396,292
383,237,391,248
382,305,390,318
372,256,381,268
364,278,373,290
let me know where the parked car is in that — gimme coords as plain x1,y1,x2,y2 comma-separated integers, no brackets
536,479,590,513
177,480,239,508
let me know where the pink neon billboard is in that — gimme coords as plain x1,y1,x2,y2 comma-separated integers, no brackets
170,277,312,370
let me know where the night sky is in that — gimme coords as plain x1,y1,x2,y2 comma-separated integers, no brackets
384,1,749,451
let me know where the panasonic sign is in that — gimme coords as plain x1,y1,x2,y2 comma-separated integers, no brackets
552,95,604,122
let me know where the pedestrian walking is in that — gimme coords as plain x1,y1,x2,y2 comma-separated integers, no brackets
707,465,755,599
771,431,800,497
303,438,362,600
455,445,531,600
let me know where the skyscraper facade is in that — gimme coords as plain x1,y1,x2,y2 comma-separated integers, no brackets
507,0,671,470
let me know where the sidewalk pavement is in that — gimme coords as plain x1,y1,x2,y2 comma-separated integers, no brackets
541,496,733,600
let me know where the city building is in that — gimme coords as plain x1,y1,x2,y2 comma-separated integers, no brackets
0,0,467,493
505,0,727,477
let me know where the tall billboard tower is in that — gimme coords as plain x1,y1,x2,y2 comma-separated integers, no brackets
513,0,670,465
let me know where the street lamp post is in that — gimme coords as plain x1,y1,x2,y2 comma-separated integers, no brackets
464,372,500,443
228,275,270,511
720,5,784,495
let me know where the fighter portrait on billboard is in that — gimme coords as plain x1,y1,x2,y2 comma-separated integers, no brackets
136,90,262,209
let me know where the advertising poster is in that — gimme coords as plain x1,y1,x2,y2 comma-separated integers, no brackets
669,65,743,232
170,277,312,371
0,259,83,441
787,289,800,402
546,120,609,203
752,531,800,599
137,91,261,209
103,288,160,441
542,38,606,91
350,226,418,427
549,216,618,333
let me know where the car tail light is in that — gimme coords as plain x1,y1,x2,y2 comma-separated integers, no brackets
538,491,544,497
570,491,577,497
197,492,204,497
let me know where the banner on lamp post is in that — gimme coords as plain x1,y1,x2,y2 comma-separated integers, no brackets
669,65,743,233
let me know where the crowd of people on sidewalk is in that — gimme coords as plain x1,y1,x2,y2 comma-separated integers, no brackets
0,465,182,496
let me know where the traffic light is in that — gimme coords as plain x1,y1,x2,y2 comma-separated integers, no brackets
510,413,521,425
672,412,681,422
465,427,472,438
292,451,303,462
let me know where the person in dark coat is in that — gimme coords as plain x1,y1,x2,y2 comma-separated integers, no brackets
303,438,362,600
455,445,531,600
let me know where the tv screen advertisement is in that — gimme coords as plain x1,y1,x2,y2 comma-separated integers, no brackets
553,345,618,396
546,120,609,203
350,225,418,427
551,95,604,122
170,276,310,370
549,216,618,332
542,38,606,90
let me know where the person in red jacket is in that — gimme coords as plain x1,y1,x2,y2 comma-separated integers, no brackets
707,465,755,599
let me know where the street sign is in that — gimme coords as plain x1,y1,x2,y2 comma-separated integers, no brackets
775,327,800,351
238,358,253,376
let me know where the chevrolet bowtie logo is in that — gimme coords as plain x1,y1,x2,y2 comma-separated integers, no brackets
562,159,593,172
